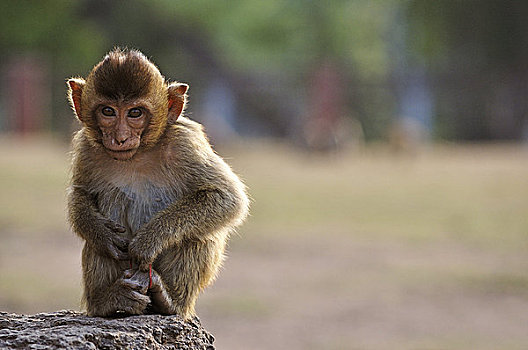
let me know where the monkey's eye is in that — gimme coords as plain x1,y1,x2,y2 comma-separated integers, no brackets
101,107,115,116
128,108,142,118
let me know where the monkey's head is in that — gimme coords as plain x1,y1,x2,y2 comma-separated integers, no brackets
67,48,188,161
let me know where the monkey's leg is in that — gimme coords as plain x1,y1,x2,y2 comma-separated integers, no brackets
154,237,227,319
82,245,150,317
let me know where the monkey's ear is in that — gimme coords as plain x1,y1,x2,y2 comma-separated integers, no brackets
167,82,189,122
67,78,86,122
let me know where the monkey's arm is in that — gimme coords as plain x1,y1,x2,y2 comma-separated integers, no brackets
68,186,130,260
128,119,249,268
129,174,248,269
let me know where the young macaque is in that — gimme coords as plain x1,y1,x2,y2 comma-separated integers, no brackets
67,48,249,319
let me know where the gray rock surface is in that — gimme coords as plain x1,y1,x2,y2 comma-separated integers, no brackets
0,310,215,349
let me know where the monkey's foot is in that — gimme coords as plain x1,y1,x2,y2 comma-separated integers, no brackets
147,269,177,315
86,277,151,317
115,277,151,315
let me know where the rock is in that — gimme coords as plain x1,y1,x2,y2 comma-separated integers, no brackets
0,310,215,350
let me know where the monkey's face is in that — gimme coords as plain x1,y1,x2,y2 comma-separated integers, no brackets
95,103,151,161
68,49,189,160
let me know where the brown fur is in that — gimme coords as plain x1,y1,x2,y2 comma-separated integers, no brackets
67,48,249,319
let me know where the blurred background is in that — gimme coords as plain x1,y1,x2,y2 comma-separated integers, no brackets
1,0,528,349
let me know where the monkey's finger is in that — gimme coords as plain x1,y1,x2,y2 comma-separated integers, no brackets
122,278,148,294
116,250,130,260
121,280,143,294
114,225,127,233
124,291,151,304
104,221,126,233
113,241,130,258
106,244,129,260
104,221,117,230
106,245,121,260
113,237,130,251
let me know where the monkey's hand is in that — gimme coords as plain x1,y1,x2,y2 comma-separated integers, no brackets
127,223,163,271
96,219,130,260
69,187,130,260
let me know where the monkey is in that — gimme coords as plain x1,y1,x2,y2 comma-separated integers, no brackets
66,48,249,320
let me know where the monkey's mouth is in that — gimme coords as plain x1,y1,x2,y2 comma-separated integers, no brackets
104,148,138,161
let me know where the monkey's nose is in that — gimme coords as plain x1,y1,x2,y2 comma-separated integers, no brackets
114,133,130,146
111,138,128,146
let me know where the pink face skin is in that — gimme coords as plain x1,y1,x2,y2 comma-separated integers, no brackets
95,104,151,161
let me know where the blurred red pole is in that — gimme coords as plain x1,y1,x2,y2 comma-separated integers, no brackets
304,59,345,151
5,56,48,135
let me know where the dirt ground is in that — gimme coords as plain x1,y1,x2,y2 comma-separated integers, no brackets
1,137,528,349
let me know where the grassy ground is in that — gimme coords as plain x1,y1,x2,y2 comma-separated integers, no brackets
1,136,528,349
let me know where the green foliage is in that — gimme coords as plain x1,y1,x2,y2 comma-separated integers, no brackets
0,1,105,65
0,0,71,50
